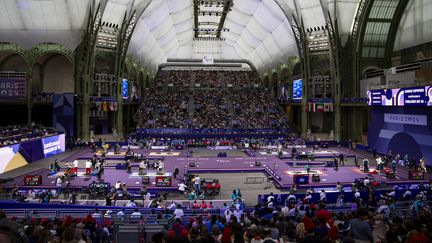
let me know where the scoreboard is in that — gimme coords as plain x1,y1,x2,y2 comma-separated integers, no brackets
155,176,172,187
368,86,432,106
24,175,42,186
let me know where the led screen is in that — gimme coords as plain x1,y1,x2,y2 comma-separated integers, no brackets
122,78,128,99
367,86,432,106
293,79,302,100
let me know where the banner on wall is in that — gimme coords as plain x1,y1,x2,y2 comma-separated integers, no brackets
0,77,26,100
279,82,290,101
42,134,66,157
0,134,65,174
367,85,432,106
131,83,139,100
384,113,427,126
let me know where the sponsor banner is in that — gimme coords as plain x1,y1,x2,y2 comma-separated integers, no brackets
0,134,65,174
42,134,66,157
286,145,307,149
151,146,169,150
207,146,234,150
121,146,139,149
384,113,427,126
367,86,432,106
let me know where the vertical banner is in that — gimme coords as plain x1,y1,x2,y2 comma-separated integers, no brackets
52,93,75,137
122,78,129,100
131,83,139,101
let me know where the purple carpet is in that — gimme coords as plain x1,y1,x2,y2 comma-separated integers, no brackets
2,148,429,191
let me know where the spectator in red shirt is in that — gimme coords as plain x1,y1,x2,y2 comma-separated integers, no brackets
207,201,214,209
200,200,207,209
192,200,199,209
316,203,332,223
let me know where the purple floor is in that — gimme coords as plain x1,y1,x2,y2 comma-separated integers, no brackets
3,148,429,191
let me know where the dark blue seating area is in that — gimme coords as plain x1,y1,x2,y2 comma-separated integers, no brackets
259,187,429,206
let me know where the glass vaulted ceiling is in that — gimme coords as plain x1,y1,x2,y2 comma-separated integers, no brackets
1,0,365,71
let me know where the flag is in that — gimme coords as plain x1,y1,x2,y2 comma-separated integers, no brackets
95,101,102,111
307,103,315,112
316,103,324,112
308,102,334,112
102,101,109,112
324,103,334,112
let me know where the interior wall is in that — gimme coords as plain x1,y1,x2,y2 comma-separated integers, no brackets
41,55,73,93
310,113,324,132
0,54,28,72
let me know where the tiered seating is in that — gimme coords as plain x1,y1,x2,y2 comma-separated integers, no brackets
0,124,58,146
193,89,229,128
135,69,286,129
1,187,431,243
135,82,164,128
156,92,189,128
231,90,283,128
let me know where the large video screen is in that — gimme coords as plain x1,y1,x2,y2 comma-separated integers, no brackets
122,78,128,100
368,106,432,166
292,79,302,100
0,134,65,174
367,86,432,106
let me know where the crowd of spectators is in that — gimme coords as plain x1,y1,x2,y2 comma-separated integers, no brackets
224,71,252,88
135,83,164,128
156,92,189,128
0,209,112,243
5,183,430,243
156,182,431,243
135,69,286,129
0,124,58,147
195,70,221,88
128,136,303,151
164,70,192,88
194,89,229,128
231,90,285,128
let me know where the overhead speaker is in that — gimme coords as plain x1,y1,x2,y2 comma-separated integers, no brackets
188,161,196,167
255,161,261,166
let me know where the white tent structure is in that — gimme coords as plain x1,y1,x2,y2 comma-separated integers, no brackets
1,0,430,71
